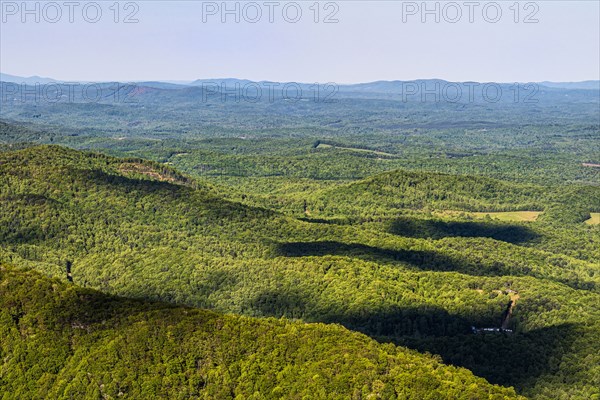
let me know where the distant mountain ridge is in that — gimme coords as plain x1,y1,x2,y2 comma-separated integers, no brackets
2,72,598,92
538,81,600,90
0,73,57,84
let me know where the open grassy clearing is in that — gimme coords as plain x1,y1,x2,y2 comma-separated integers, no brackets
316,143,397,157
585,212,600,225
434,210,542,222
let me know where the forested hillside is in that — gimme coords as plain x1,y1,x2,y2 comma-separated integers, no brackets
2,80,599,186
1,265,525,399
1,144,599,399
2,0,598,395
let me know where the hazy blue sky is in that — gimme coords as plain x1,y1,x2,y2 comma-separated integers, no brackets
1,1,599,83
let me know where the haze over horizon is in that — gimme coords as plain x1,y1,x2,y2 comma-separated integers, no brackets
1,1,599,84
1,71,599,87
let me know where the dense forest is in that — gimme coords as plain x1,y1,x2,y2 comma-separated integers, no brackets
2,265,525,399
0,80,598,399
0,143,598,399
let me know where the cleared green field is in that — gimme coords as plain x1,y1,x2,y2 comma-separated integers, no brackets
316,143,396,157
585,213,600,225
436,210,542,222
472,211,542,222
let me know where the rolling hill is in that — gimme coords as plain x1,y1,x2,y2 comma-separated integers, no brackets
1,265,524,399
1,144,599,398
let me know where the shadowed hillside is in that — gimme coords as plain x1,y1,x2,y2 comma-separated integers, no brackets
1,145,599,399
0,265,524,399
